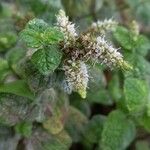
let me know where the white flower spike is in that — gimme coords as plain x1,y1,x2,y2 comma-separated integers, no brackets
56,10,77,45
63,61,89,99
91,18,118,34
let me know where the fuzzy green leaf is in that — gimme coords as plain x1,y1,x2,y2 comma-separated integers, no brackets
108,74,122,102
0,94,40,125
137,113,150,133
135,35,150,56
113,26,135,50
43,27,64,44
101,110,136,150
65,106,88,142
24,127,72,150
43,130,72,150
83,115,106,144
20,19,63,48
20,19,48,48
124,78,149,113
26,18,49,32
20,28,43,48
0,80,34,100
43,108,64,135
0,32,17,52
31,45,62,75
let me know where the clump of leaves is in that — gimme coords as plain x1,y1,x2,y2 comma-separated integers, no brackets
0,1,150,150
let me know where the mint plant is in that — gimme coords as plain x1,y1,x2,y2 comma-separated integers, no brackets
0,0,150,150
20,10,131,99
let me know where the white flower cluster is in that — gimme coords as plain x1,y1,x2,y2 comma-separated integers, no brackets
95,36,123,68
55,10,131,98
81,35,124,68
56,10,77,45
63,61,89,98
92,19,118,34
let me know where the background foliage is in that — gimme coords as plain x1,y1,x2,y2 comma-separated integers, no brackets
0,0,150,150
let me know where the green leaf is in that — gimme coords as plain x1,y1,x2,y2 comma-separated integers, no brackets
24,127,72,150
62,0,91,18
0,80,34,100
6,47,26,74
108,74,122,102
137,113,150,132
43,27,64,44
69,94,91,117
65,106,88,142
126,0,150,24
17,59,56,92
87,89,113,105
0,59,11,82
0,32,17,52
0,59,8,70
43,108,64,135
82,115,106,144
20,19,47,48
124,78,149,113
31,45,62,75
6,48,26,66
136,56,150,76
20,19,63,48
124,53,150,78
135,35,150,56
19,0,47,15
20,28,43,48
86,66,113,105
15,122,32,137
44,130,72,150
101,110,136,150
113,26,135,50
0,94,39,125
26,18,49,32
